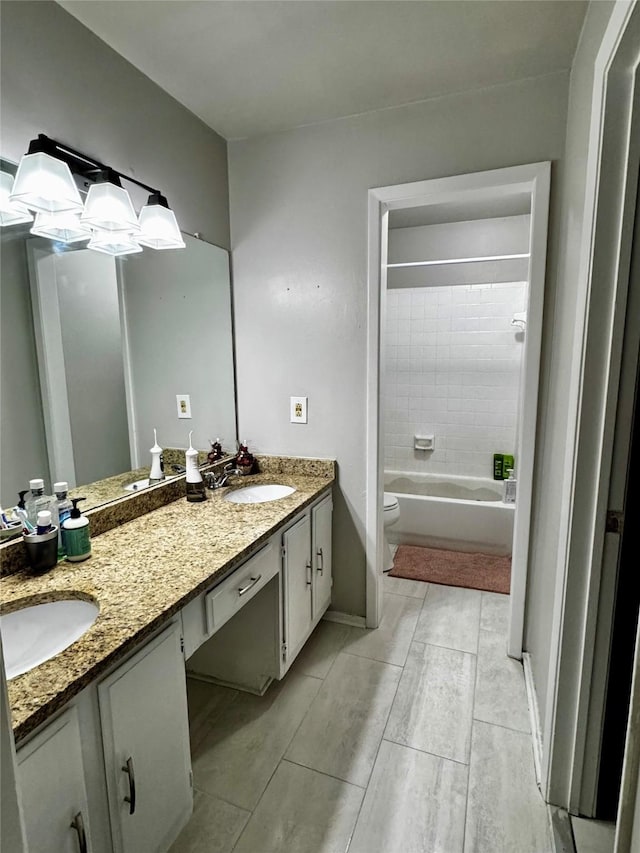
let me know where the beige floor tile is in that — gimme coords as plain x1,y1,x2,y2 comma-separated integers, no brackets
234,761,363,853
474,629,530,732
186,678,238,749
168,790,249,853
341,592,422,666
480,591,510,635
384,641,475,763
383,574,429,599
192,669,321,810
349,740,467,853
414,584,482,653
464,721,551,853
286,652,402,787
292,619,351,679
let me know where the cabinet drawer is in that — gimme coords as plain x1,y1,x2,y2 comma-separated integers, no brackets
205,541,279,634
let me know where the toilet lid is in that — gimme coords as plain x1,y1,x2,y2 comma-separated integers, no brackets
383,492,398,510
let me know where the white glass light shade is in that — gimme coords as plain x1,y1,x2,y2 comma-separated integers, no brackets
88,230,142,257
9,153,83,214
137,204,185,249
81,183,140,233
31,211,91,243
0,171,34,225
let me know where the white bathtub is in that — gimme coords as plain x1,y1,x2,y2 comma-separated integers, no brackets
384,470,515,556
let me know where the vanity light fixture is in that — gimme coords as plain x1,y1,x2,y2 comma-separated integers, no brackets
0,170,34,226
137,192,186,249
10,137,83,214
4,134,184,254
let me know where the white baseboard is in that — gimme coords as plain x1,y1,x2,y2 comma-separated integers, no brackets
323,610,367,628
523,652,544,789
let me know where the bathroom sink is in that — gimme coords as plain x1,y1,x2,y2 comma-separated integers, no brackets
0,598,99,680
224,484,296,504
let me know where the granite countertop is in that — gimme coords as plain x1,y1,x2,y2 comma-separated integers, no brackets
1,463,334,741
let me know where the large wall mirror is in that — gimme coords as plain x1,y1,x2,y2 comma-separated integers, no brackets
1,160,237,514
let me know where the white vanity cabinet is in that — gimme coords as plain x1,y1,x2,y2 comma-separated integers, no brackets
280,493,333,673
98,620,192,853
17,706,94,853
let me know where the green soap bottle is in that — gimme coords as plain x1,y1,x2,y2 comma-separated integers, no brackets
63,498,91,562
503,455,514,479
493,454,504,480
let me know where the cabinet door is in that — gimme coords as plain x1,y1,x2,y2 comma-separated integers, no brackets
98,621,192,853
312,495,333,621
282,514,312,663
17,707,93,853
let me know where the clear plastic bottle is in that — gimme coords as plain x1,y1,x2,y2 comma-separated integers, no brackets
503,469,517,504
54,481,73,558
26,479,57,527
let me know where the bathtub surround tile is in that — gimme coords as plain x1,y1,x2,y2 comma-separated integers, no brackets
464,721,551,853
384,641,475,764
168,790,249,853
474,629,530,733
383,573,428,599
480,591,510,635
414,584,482,654
192,669,321,810
349,740,467,853
293,619,351,679
233,761,363,853
341,592,422,666
285,653,402,787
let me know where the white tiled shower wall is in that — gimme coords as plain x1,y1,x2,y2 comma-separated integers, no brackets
384,282,527,479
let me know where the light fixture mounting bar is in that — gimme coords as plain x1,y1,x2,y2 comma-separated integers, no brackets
31,133,161,196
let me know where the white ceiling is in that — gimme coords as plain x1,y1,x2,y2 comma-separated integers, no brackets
59,0,587,141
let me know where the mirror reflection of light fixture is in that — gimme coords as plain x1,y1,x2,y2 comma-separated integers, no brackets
81,171,141,234
30,211,91,243
88,230,143,257
138,193,186,249
0,170,35,225
3,135,185,255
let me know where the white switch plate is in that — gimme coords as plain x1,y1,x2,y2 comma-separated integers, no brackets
290,396,308,424
176,394,192,419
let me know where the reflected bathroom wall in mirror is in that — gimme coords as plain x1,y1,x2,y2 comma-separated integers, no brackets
1,201,237,511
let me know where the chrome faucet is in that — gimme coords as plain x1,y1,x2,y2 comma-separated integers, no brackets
204,463,242,490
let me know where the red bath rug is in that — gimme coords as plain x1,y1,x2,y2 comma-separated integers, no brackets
390,544,511,595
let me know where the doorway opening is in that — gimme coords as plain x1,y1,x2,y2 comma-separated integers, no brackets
366,162,551,662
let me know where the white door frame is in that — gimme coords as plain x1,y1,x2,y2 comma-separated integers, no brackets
366,162,551,647
542,0,640,813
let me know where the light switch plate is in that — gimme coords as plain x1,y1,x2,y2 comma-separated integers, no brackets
290,396,308,424
176,394,192,419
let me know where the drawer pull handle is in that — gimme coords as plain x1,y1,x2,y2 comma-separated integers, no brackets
122,756,136,815
317,547,324,574
70,811,88,853
238,575,262,596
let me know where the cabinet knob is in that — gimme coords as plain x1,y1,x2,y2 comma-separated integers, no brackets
70,811,88,853
122,756,137,815
317,547,324,575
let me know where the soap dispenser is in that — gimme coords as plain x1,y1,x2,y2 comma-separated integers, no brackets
235,439,256,476
63,498,91,562
149,429,165,484
207,438,224,463
185,431,206,502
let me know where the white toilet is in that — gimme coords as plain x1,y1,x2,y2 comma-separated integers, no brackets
383,492,400,572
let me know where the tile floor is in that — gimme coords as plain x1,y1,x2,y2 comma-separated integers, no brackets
171,577,552,853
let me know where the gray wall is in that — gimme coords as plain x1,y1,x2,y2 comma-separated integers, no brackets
523,0,615,784
229,72,570,617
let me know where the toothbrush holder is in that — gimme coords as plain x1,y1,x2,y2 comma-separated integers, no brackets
23,527,58,574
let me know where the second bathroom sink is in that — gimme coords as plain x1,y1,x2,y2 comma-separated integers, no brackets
224,484,295,504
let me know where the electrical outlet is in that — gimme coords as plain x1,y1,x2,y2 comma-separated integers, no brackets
176,394,192,419
290,396,308,424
